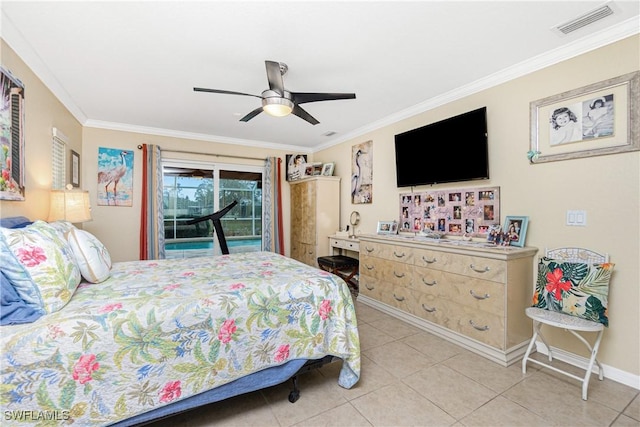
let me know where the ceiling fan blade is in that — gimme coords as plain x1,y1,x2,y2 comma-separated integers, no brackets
291,105,319,125
291,92,356,105
194,87,262,99
265,61,285,96
239,107,264,122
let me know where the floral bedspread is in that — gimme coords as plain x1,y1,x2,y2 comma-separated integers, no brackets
1,252,360,425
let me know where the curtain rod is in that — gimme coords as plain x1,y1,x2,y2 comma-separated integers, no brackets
137,145,266,161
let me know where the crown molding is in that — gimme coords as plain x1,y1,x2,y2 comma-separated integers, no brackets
314,16,639,152
83,120,311,153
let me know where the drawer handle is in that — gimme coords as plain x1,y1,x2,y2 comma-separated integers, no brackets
393,294,405,301
365,284,374,291
393,251,406,258
469,320,490,331
469,264,490,273
421,278,437,286
421,256,437,264
393,271,405,278
365,264,374,270
470,290,490,300
365,246,374,253
421,304,436,313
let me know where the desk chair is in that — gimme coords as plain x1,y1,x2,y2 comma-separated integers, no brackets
522,247,614,400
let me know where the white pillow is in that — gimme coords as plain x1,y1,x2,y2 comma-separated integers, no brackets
67,228,112,283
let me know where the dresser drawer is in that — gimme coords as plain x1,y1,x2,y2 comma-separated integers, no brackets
412,267,505,316
407,293,505,349
414,248,506,282
360,275,384,300
330,237,360,252
361,241,414,264
361,256,413,286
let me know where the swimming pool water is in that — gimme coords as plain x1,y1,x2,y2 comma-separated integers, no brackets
166,239,261,251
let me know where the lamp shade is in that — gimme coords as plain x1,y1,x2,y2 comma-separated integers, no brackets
48,190,92,223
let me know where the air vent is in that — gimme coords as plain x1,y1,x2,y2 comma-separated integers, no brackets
554,3,614,35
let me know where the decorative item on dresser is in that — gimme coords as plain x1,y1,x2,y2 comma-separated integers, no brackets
358,234,538,366
289,176,340,267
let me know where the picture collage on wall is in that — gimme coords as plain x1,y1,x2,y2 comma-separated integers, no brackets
399,186,500,237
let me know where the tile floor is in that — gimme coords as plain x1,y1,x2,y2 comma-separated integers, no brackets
151,301,640,427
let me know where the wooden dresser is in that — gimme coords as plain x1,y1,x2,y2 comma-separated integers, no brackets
358,234,537,366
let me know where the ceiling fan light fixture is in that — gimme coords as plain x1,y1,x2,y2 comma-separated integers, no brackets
262,97,294,117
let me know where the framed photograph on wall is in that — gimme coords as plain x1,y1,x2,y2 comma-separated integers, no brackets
286,154,307,181
530,71,639,163
71,150,80,187
503,216,529,247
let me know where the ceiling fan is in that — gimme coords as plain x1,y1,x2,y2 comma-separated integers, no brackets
194,60,356,125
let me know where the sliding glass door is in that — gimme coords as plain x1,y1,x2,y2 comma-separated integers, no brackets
163,160,263,259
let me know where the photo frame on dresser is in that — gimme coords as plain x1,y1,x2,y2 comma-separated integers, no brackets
377,221,398,235
503,216,529,247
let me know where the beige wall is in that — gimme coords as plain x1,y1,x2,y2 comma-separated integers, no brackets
1,34,638,381
0,41,82,219
81,128,297,262
315,35,640,378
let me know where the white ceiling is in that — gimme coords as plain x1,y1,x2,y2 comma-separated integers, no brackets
2,1,639,152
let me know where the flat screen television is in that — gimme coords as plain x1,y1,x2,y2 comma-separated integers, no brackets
394,107,489,187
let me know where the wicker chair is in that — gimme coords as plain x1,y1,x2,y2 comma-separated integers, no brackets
522,247,611,400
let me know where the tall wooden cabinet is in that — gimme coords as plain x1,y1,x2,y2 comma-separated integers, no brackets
289,176,340,267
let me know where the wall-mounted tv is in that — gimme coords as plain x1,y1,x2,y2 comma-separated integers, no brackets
394,107,489,187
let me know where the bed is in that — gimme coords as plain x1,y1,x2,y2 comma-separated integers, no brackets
0,218,360,426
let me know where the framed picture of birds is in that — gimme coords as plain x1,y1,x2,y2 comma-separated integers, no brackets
97,147,134,206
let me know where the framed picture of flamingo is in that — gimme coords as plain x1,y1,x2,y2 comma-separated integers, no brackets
97,147,134,206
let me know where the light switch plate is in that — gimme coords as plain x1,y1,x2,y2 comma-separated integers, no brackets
566,210,587,226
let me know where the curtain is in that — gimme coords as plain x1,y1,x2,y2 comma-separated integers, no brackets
139,144,165,260
263,157,284,254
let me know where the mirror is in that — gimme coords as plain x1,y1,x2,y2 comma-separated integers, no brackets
349,211,360,237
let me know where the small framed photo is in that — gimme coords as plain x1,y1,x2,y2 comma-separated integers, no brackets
312,162,323,176
503,216,529,247
377,220,398,235
303,163,315,177
71,149,80,187
321,162,335,176
486,224,503,245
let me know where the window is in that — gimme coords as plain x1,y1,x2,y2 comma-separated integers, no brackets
163,160,263,259
52,128,67,189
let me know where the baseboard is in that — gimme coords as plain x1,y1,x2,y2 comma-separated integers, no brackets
534,341,640,391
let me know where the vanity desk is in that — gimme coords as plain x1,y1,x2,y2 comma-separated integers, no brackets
357,233,537,366
318,235,360,297
329,234,360,255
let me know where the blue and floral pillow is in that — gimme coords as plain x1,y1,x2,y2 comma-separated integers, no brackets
532,257,614,326
0,221,81,313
